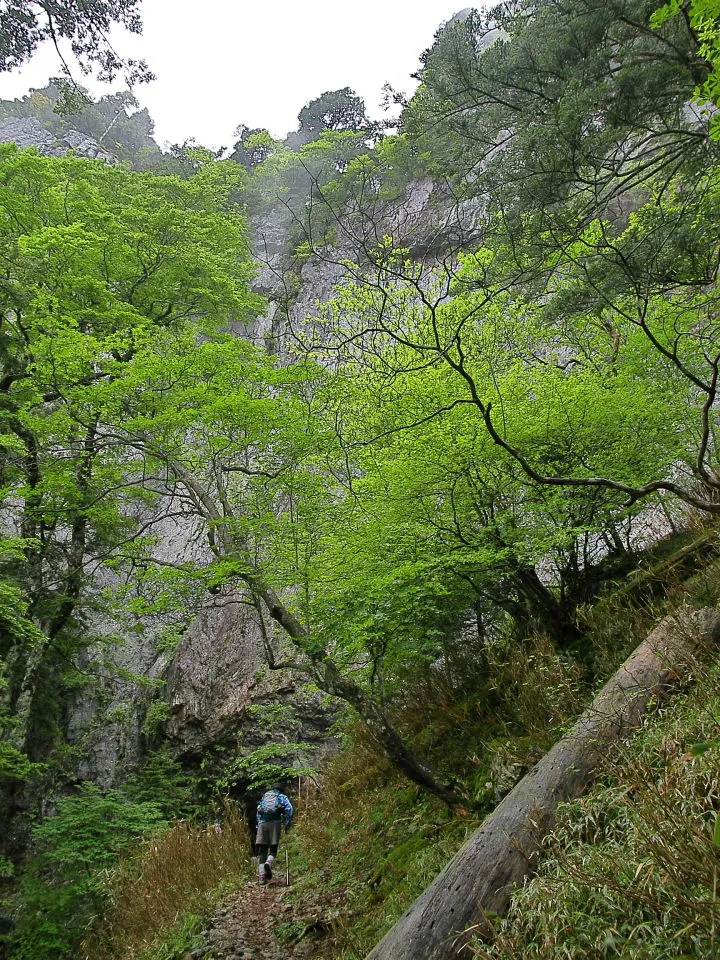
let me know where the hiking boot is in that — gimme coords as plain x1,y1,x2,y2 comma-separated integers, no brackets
258,863,267,885
265,862,273,881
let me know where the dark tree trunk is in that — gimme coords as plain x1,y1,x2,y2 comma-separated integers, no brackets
248,575,459,808
513,565,583,647
494,564,583,648
365,607,720,960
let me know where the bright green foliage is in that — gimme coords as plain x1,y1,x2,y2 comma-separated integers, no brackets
306,157,720,516
653,0,720,137
125,748,199,819
107,319,478,687
0,145,259,790
89,328,326,579
296,250,699,660
218,741,316,791
11,784,167,960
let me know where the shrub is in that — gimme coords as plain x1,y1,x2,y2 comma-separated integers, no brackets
125,747,199,819
10,784,167,960
86,803,250,959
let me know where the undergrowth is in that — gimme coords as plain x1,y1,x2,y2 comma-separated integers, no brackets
279,631,600,958
280,731,480,957
472,658,720,960
61,528,720,960
6,785,168,960
84,804,250,960
280,534,720,959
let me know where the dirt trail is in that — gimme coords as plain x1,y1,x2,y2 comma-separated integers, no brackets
196,876,333,960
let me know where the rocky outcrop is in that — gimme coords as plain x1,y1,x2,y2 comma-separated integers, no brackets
0,116,116,162
247,176,484,357
165,599,336,763
58,483,337,788
66,632,166,788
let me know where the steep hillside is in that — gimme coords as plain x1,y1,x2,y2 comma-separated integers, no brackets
68,527,720,960
1,1,720,958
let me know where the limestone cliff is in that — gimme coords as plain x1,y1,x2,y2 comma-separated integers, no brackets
0,110,484,801
0,116,116,162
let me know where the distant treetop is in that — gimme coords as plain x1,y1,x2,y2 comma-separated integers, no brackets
294,87,370,145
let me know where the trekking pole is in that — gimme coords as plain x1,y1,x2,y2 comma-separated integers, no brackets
286,848,290,886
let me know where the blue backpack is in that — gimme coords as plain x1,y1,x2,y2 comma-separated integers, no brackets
258,790,282,820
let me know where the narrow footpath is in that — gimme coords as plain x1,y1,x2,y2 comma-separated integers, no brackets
189,874,342,960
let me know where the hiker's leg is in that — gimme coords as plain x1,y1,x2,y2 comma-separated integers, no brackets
256,821,272,880
257,842,269,882
264,821,281,878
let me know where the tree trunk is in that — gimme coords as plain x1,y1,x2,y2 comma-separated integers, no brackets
246,574,459,807
366,606,720,960
511,564,583,648
170,460,459,804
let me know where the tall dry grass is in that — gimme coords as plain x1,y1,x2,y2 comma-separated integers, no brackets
84,804,251,960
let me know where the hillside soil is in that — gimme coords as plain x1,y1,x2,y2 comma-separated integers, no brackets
196,875,343,960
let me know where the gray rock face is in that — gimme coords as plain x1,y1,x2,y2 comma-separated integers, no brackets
63,503,210,785
67,631,167,787
165,597,336,768
0,117,54,151
0,116,116,162
166,600,265,755
3,127,472,796
1,102,682,823
247,175,485,356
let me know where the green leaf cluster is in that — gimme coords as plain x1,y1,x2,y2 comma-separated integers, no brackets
10,784,167,960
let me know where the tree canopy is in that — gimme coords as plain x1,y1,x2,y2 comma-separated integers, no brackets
0,0,152,85
0,146,258,771
292,87,371,146
3,0,720,888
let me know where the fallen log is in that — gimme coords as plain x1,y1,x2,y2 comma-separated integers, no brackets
366,606,720,960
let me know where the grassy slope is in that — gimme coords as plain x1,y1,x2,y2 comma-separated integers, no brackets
278,529,720,959
474,655,720,959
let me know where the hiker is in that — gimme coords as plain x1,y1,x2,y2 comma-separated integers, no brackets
256,781,293,885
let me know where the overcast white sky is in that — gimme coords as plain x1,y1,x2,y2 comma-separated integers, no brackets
0,1,467,150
